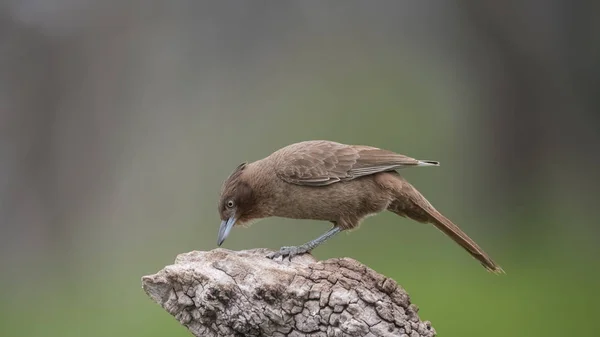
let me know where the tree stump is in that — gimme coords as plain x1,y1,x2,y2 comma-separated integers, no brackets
141,248,436,337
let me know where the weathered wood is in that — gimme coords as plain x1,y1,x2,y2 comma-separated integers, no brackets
142,248,436,337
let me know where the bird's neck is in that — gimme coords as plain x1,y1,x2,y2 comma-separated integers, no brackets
245,161,279,217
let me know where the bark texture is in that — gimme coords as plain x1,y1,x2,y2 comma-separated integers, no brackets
141,248,436,337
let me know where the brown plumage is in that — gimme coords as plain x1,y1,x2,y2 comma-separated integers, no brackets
217,140,503,273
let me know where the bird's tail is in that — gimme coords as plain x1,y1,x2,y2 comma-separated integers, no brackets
389,179,504,274
420,205,504,274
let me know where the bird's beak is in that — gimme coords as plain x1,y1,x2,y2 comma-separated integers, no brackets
217,216,236,246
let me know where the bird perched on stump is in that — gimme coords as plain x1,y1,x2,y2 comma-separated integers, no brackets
217,140,503,273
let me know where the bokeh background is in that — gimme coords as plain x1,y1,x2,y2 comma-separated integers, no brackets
1,1,598,337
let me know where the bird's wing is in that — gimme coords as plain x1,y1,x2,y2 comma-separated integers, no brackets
274,141,429,186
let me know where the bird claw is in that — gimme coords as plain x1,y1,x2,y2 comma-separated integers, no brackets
266,245,310,261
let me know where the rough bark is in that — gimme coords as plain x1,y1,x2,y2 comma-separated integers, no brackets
141,248,436,337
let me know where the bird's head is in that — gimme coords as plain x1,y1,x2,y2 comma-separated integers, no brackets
217,162,258,246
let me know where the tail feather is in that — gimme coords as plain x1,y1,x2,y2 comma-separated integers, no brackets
421,206,504,273
388,174,503,273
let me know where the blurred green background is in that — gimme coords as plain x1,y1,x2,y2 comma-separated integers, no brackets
1,2,598,337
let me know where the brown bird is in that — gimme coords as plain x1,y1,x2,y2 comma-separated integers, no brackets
217,140,503,273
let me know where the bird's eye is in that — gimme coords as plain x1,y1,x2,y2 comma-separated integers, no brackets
226,200,235,208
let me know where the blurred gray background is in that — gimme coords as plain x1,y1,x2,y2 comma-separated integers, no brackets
1,1,598,337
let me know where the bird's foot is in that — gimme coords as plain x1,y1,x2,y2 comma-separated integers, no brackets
266,245,311,261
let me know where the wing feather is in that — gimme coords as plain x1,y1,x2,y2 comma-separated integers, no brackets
274,140,434,186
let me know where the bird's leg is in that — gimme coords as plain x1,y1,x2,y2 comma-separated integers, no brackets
266,225,342,260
